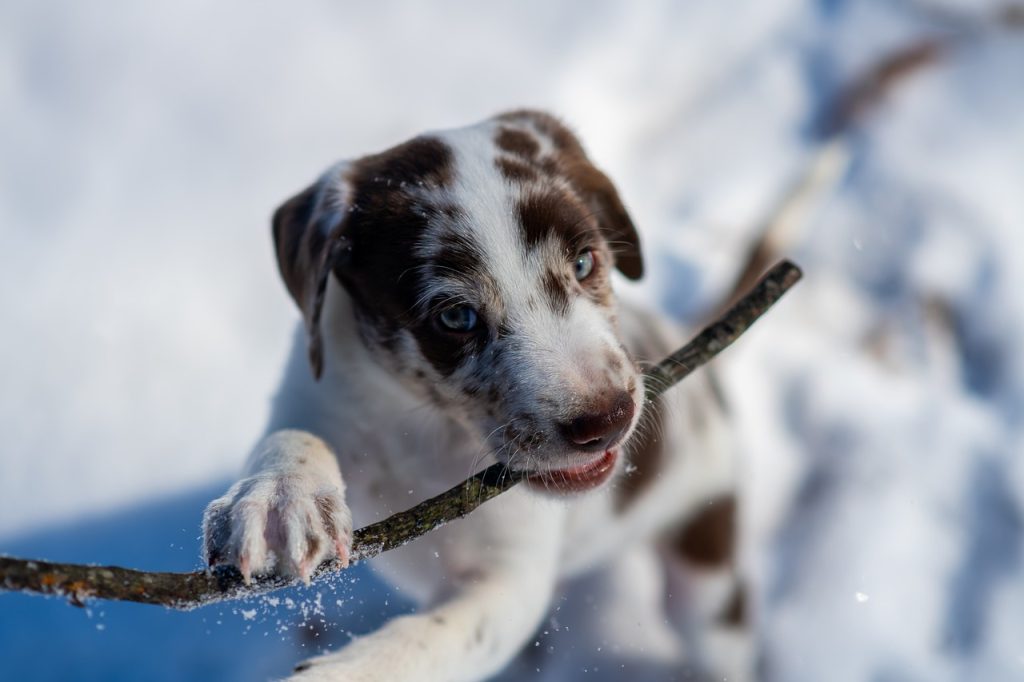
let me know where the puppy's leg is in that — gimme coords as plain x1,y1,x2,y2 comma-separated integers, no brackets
291,489,564,682
663,493,754,681
202,429,352,583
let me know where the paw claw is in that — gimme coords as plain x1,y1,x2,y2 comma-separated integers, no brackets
298,557,315,585
335,540,350,569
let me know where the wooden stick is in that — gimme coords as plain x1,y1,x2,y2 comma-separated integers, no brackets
0,260,802,610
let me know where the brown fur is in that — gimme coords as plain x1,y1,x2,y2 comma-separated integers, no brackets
674,495,737,567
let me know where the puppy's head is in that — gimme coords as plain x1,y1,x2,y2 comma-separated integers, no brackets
273,111,644,494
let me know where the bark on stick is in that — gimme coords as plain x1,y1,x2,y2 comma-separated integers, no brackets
0,260,802,610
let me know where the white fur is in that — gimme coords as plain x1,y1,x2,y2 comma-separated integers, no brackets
204,115,748,681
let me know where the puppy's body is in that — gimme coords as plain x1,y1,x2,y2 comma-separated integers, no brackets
204,112,749,681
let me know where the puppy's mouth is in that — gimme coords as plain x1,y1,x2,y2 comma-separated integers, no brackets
524,449,619,494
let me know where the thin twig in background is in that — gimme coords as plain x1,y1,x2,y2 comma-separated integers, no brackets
726,38,949,305
0,260,802,611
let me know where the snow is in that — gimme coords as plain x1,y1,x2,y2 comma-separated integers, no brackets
2,0,1023,680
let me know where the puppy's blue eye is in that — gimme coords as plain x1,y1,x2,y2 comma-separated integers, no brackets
574,250,595,281
438,305,478,333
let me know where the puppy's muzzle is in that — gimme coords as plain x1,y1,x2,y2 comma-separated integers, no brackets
558,390,634,452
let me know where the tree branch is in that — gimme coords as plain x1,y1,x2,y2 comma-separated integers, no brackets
727,38,949,306
0,260,802,610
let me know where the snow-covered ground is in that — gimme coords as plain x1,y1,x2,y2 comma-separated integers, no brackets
2,1,1022,680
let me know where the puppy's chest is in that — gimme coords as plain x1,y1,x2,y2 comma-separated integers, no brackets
313,404,479,524
318,414,533,600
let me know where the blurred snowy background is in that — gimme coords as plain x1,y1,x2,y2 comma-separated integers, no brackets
1,0,1022,680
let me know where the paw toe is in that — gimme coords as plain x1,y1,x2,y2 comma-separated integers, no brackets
231,499,272,583
315,490,353,563
202,499,233,566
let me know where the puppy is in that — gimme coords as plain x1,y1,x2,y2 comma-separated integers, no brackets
203,110,749,681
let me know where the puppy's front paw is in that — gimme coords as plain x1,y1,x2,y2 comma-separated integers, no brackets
202,469,352,584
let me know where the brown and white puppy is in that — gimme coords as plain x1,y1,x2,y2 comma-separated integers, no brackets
203,110,749,681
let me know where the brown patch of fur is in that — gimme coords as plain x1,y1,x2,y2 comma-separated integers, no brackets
541,268,571,314
557,158,643,279
496,110,581,154
616,396,666,511
496,109,643,279
496,157,538,182
273,135,458,378
434,231,484,279
272,184,320,318
338,135,490,377
720,582,747,627
272,181,350,378
674,495,737,567
356,135,454,191
516,189,595,250
495,126,541,159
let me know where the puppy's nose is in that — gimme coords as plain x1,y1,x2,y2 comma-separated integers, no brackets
559,391,635,452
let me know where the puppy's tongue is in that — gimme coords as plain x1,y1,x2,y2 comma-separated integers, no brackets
525,449,618,494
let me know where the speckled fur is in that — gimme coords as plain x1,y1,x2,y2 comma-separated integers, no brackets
203,111,750,682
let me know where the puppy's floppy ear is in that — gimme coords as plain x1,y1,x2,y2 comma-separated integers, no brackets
562,157,643,280
272,164,353,379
